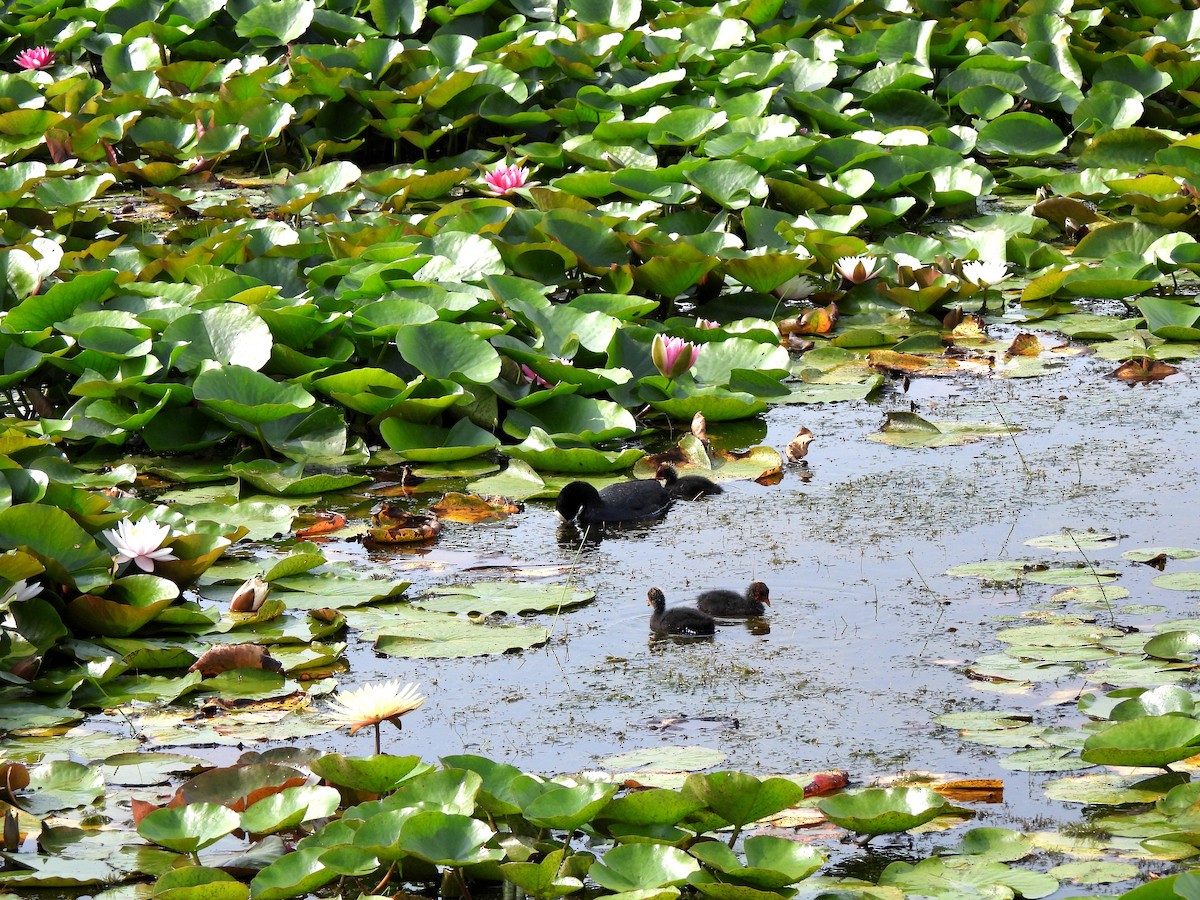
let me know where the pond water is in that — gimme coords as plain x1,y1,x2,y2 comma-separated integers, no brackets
259,326,1200,860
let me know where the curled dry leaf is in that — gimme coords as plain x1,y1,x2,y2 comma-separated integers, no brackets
293,511,348,539
932,779,1004,804
1114,358,1179,382
189,644,285,677
366,506,442,544
784,334,815,353
779,302,838,337
230,575,269,613
429,492,523,523
786,427,814,462
803,769,850,797
868,349,960,378
691,411,708,444
0,763,29,801
1006,333,1042,358
942,306,964,330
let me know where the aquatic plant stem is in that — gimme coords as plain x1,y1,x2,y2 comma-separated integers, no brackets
372,862,396,894
1064,528,1116,625
988,398,1029,476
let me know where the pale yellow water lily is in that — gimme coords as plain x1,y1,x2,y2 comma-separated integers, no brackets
328,680,425,753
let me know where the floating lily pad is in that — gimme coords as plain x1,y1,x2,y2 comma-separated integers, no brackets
501,427,643,473
817,787,970,836
590,844,700,892
1025,532,1118,551
1152,572,1200,591
1082,716,1200,767
868,412,1018,448
375,620,550,658
379,417,500,462
411,582,594,616
599,746,727,773
1024,567,1119,586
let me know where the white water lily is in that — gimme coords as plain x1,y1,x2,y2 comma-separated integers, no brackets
0,579,40,606
893,253,924,270
961,260,1008,286
328,680,425,754
773,274,817,301
835,255,882,284
105,517,178,573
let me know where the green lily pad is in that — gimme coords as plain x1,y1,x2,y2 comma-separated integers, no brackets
1025,532,1118,551
503,395,636,444
1082,716,1200,767
375,619,550,658
411,581,594,615
590,844,701,892
816,787,970,836
1152,572,1200,591
379,417,500,461
310,754,431,794
501,427,643,473
240,785,341,835
599,746,727,773
138,802,241,853
868,412,1018,448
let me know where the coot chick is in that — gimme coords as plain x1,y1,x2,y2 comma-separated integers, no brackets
555,478,672,525
696,581,770,617
648,587,716,636
655,463,723,500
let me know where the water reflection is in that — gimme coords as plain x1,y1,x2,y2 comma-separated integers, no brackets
556,518,669,547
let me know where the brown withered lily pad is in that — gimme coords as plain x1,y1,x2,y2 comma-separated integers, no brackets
366,506,442,544
429,492,523,523
188,644,285,677
293,511,348,539
786,426,814,462
1113,358,1179,382
868,349,961,377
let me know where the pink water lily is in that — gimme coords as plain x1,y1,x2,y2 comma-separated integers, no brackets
695,318,719,329
835,255,882,285
520,364,553,389
15,47,54,70
652,334,699,379
485,163,528,195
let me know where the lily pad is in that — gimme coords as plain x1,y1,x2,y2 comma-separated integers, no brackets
375,619,550,658
816,787,971,836
411,582,594,616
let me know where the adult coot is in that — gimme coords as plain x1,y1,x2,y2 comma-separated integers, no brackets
655,464,722,500
555,478,672,525
648,587,716,635
696,581,770,616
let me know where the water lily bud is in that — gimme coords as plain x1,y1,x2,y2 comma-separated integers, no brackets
651,334,699,379
230,574,270,613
